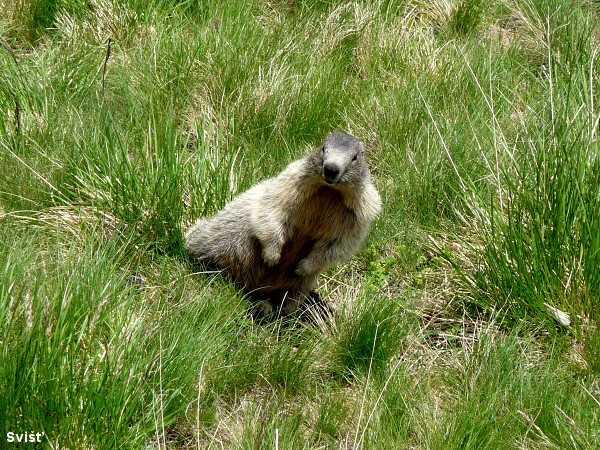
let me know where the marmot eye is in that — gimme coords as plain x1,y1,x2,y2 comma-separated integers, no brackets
352,155,358,162
322,146,325,154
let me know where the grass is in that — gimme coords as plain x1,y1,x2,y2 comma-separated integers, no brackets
1,0,599,448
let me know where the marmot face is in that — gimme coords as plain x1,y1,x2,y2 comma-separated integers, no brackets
318,131,368,187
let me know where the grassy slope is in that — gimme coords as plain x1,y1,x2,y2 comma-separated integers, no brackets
0,0,599,448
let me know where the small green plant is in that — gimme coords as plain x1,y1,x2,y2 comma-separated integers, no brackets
364,243,399,288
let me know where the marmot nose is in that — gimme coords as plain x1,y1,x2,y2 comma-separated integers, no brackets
323,162,341,184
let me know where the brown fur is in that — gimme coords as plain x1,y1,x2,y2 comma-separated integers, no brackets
185,131,381,316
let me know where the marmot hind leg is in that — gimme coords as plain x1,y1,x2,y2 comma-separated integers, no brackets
297,291,333,324
247,289,301,322
247,289,331,323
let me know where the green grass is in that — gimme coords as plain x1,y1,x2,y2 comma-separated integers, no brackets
1,0,599,448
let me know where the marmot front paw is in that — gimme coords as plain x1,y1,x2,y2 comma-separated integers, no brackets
262,244,282,267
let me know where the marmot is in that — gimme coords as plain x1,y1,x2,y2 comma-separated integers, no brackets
185,131,381,316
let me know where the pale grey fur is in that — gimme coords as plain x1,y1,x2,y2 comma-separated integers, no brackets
184,131,381,315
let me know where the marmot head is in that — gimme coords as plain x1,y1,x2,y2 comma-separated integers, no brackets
315,131,369,187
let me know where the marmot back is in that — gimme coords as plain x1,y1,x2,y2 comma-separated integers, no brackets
185,131,381,316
